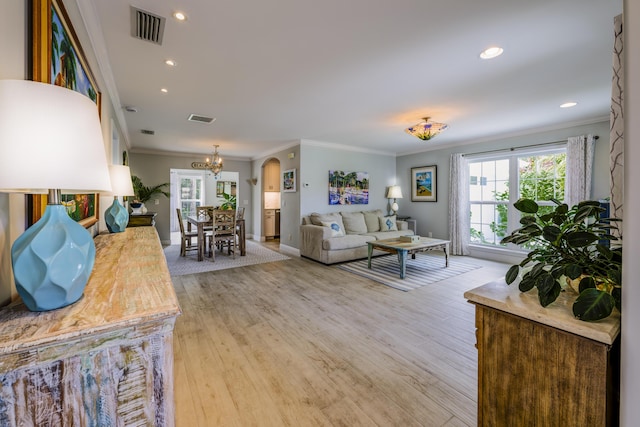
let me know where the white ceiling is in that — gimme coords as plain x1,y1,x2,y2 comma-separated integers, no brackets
84,0,622,160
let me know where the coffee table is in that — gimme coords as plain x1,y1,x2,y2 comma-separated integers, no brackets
367,237,450,279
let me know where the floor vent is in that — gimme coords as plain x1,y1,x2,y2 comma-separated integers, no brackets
188,114,216,124
131,7,165,45
141,129,155,135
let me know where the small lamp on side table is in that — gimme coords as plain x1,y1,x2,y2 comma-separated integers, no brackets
0,80,111,312
105,165,135,233
386,185,403,216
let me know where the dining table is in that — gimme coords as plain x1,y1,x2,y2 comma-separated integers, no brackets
187,215,246,261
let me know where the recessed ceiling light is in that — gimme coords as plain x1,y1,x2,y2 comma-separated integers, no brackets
161,88,168,93
480,46,504,59
173,11,187,21
165,59,177,67
560,102,578,108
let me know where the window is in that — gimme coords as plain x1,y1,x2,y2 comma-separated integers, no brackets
469,147,566,249
179,175,204,219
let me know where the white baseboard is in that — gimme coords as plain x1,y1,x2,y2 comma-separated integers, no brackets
278,244,300,257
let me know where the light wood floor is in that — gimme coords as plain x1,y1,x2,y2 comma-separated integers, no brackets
172,243,509,426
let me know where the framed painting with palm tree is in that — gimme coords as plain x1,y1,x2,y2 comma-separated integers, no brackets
28,0,102,228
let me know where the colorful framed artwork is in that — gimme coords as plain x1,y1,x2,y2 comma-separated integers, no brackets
283,169,296,192
411,165,437,202
328,171,369,205
28,0,102,228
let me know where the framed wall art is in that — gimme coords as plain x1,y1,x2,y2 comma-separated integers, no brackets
28,0,102,228
328,170,369,205
283,169,296,192
411,165,437,202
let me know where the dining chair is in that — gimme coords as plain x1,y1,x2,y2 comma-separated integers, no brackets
195,206,214,230
176,208,199,257
236,207,245,220
208,209,237,260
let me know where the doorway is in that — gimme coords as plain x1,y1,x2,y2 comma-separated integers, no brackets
262,158,280,241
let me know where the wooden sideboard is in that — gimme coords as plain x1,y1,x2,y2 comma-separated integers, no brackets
0,227,181,426
465,280,620,427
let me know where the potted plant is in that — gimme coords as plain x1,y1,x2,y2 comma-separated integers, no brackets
131,175,170,214
501,198,621,321
220,192,236,210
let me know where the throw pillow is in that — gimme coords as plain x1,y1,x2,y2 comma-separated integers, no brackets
310,212,341,226
340,211,368,234
321,220,345,237
363,209,383,232
379,215,398,232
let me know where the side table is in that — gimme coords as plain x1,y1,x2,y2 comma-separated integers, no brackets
128,212,157,227
397,216,417,234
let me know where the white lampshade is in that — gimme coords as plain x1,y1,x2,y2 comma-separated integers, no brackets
386,185,403,199
106,165,135,197
0,80,111,194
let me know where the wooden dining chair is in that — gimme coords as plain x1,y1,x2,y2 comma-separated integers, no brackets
196,206,214,231
176,208,199,257
208,209,237,260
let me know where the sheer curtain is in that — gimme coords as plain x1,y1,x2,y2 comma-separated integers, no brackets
565,134,596,207
449,153,470,255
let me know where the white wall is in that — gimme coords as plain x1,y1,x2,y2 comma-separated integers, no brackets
621,1,639,424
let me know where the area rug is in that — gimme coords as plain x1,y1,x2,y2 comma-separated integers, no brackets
164,240,290,276
336,253,481,291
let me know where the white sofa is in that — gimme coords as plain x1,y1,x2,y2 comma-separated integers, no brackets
299,210,414,264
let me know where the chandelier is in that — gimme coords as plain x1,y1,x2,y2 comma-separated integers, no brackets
205,145,223,176
405,117,448,141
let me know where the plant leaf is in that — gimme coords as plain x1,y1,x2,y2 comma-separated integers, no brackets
574,205,594,222
578,276,596,292
573,288,615,321
565,231,598,247
505,265,520,284
564,264,583,280
542,225,561,242
519,278,535,292
514,198,539,214
538,279,561,307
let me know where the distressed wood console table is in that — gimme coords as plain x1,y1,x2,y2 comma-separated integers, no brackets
465,279,620,426
0,227,181,426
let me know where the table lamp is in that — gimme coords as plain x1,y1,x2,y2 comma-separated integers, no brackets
0,80,111,312
386,185,403,215
105,165,135,233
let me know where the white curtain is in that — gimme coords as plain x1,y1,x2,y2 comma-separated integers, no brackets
565,134,596,207
449,153,470,255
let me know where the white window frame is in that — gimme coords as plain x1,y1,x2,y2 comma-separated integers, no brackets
467,144,566,261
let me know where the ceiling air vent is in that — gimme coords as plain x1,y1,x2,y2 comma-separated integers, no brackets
131,6,165,45
188,114,216,124
141,129,155,135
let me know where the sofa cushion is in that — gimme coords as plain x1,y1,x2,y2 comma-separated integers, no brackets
321,220,345,237
340,211,368,234
310,212,342,226
379,215,398,231
363,209,383,232
322,234,375,251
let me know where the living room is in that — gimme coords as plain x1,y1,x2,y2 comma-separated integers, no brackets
1,0,640,425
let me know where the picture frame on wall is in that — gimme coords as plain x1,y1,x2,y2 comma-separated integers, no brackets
283,169,296,192
411,165,437,202
28,0,102,228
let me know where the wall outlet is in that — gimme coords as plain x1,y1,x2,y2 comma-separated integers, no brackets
288,234,292,241
243,200,248,205
154,199,159,205
428,231,433,238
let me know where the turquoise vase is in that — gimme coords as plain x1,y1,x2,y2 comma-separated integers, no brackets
105,198,130,233
11,204,96,311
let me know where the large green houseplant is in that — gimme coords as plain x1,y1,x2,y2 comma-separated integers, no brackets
131,175,170,204
501,198,621,321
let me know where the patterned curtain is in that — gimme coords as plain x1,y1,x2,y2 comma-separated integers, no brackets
610,14,623,238
565,134,596,207
448,153,469,255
